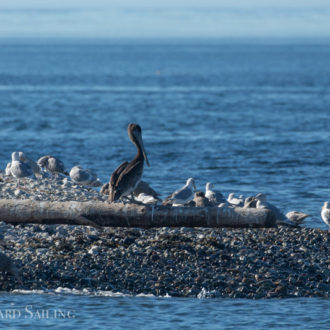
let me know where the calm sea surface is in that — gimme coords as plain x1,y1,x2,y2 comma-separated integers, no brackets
0,39,329,328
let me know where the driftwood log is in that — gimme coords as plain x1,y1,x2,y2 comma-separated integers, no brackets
0,200,276,228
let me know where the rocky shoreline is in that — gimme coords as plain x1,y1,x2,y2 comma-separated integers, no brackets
0,174,329,299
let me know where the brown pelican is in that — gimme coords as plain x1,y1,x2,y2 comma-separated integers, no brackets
109,123,150,202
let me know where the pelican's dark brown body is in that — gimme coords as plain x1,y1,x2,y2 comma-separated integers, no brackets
109,124,150,202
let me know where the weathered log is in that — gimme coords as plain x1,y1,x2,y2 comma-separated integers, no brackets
0,200,276,228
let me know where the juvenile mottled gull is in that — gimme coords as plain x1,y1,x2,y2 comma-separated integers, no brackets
37,155,68,177
286,211,309,225
205,182,226,206
321,202,330,228
10,152,34,182
194,191,212,207
165,178,196,206
69,166,102,187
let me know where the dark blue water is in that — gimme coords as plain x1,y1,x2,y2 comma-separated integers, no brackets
0,40,329,327
0,292,329,329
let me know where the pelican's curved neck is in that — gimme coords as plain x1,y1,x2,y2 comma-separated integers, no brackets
130,133,144,161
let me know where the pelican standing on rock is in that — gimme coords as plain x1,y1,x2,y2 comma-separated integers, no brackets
321,202,330,229
109,123,150,202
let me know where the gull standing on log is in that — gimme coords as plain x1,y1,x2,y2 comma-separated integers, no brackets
109,123,150,202
165,178,196,206
205,182,226,206
321,202,330,229
227,193,244,207
255,193,287,222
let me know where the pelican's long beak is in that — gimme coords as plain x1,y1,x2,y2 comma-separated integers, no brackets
137,134,150,166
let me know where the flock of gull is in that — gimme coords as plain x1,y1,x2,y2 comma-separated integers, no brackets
2,123,330,229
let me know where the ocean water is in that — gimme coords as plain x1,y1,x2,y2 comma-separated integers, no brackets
0,291,329,329
0,39,329,328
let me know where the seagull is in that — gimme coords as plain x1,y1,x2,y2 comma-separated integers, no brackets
194,191,212,207
19,152,42,178
218,203,227,208
321,202,330,229
133,180,160,200
205,182,226,206
164,178,196,206
69,166,102,187
5,163,12,176
255,193,287,221
10,151,34,186
227,193,244,207
286,211,309,225
135,193,159,205
244,196,258,208
37,155,68,178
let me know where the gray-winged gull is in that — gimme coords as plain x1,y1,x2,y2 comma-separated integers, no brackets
10,151,34,185
227,193,244,207
69,166,102,187
164,178,196,206
133,180,159,199
135,193,159,205
255,193,287,222
19,152,42,177
5,163,12,176
205,182,226,206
